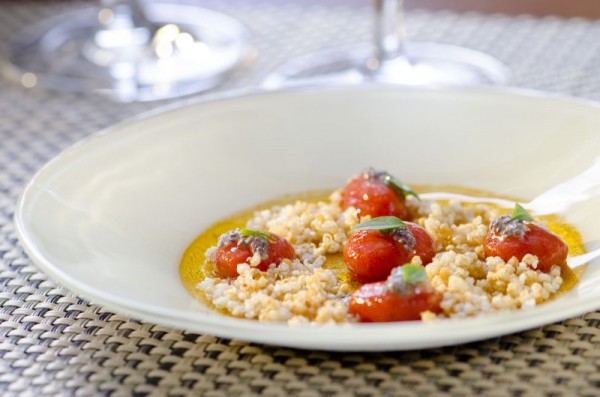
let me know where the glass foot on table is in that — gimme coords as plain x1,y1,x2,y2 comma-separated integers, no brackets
3,2,251,102
262,42,510,89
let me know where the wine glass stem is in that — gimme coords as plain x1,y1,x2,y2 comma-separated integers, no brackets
372,0,408,67
100,0,151,26
95,0,155,48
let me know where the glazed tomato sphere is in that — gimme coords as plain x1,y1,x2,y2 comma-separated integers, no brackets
408,224,436,265
343,223,435,283
341,176,409,220
484,223,568,273
214,234,295,278
348,281,442,322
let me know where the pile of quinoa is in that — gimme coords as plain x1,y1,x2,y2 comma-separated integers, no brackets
197,191,564,324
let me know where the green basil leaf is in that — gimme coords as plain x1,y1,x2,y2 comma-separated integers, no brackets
352,216,406,232
402,264,427,285
511,203,534,222
384,174,420,200
240,228,275,241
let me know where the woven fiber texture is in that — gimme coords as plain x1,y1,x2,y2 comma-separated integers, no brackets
1,1,600,396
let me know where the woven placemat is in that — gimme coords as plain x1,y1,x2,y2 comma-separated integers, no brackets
1,1,599,396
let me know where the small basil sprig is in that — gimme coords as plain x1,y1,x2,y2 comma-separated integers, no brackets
510,203,534,222
239,228,275,241
382,173,420,200
401,264,427,285
353,216,406,233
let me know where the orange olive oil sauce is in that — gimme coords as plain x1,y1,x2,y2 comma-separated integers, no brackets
180,186,587,310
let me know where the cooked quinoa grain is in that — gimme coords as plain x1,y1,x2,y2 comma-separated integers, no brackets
196,190,566,324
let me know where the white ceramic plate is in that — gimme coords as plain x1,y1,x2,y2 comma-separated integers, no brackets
15,86,600,351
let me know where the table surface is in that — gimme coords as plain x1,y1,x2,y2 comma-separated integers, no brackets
1,1,599,396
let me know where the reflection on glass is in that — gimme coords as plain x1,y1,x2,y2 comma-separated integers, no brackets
3,0,252,102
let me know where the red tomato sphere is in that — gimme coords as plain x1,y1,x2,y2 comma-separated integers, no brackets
214,233,295,278
349,281,442,322
343,223,435,283
341,176,409,220
408,223,436,265
484,222,568,273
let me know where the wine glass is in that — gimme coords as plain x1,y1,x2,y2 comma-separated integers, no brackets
2,0,252,102
263,0,509,88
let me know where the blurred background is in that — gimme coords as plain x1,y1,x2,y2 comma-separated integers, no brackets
412,0,600,18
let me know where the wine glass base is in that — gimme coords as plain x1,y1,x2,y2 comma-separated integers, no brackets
262,43,510,89
3,3,251,102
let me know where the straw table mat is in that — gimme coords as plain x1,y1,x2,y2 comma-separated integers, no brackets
0,1,599,396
